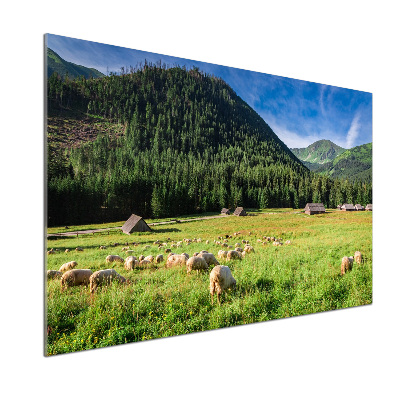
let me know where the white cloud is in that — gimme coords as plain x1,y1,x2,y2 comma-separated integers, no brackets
345,112,361,149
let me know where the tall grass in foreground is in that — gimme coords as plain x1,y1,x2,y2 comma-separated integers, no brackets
46,210,372,355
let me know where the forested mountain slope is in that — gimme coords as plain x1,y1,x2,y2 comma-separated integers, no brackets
47,64,372,225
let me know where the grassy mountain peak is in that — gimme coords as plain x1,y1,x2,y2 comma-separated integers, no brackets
47,47,104,79
291,139,345,164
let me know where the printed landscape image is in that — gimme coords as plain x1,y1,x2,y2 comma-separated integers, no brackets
45,34,372,356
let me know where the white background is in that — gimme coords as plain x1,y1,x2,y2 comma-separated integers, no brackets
1,1,399,399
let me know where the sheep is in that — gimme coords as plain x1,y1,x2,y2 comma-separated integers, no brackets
61,269,93,291
125,250,135,255
205,240,209,245
218,250,228,260
241,251,246,258
99,246,107,250
209,265,236,305
144,255,154,263
165,248,172,253
75,247,83,252
235,247,243,253
106,255,124,264
200,252,219,267
186,256,208,274
64,249,70,253
354,251,362,264
285,240,291,245
47,249,55,255
341,256,354,275
138,255,145,261
272,241,282,246
121,246,130,251
166,254,188,268
226,250,242,261
243,245,255,253
181,252,190,259
124,256,138,271
89,269,127,294
139,259,153,267
167,252,177,259
155,254,164,263
59,261,78,273
47,270,62,280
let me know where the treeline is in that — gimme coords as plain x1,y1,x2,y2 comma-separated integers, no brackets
47,64,372,226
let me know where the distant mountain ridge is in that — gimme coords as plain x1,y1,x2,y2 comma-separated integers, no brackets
291,140,372,182
291,139,345,164
47,48,104,79
314,142,372,182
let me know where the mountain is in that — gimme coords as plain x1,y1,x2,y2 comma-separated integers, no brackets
314,142,372,182
46,64,371,225
47,48,104,79
291,139,345,164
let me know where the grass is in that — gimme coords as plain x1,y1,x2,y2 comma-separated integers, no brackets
45,209,372,355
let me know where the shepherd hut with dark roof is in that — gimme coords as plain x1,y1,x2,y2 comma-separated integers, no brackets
341,204,356,211
221,208,231,215
122,214,152,234
355,204,365,211
304,203,326,215
233,207,247,216
365,204,372,211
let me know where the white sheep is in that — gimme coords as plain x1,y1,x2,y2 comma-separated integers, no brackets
226,250,242,261
218,250,228,260
99,246,107,250
186,256,208,274
106,255,124,263
200,252,219,267
59,261,78,273
89,269,127,294
155,254,164,263
181,252,190,259
341,256,354,275
243,245,255,253
234,247,243,253
209,265,236,305
144,255,154,263
272,241,282,246
124,256,138,270
166,254,188,268
354,251,362,264
61,269,93,290
47,270,62,280
75,247,83,252
64,249,70,253
285,240,291,245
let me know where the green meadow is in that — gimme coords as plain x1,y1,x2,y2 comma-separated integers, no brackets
46,209,372,356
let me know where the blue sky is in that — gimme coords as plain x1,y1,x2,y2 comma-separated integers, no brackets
47,34,372,149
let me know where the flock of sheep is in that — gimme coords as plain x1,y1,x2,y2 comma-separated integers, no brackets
47,232,364,304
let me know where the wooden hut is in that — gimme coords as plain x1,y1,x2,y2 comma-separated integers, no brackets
365,204,372,211
233,207,247,216
304,203,326,215
355,204,365,211
341,204,356,211
221,208,231,215
121,214,152,234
